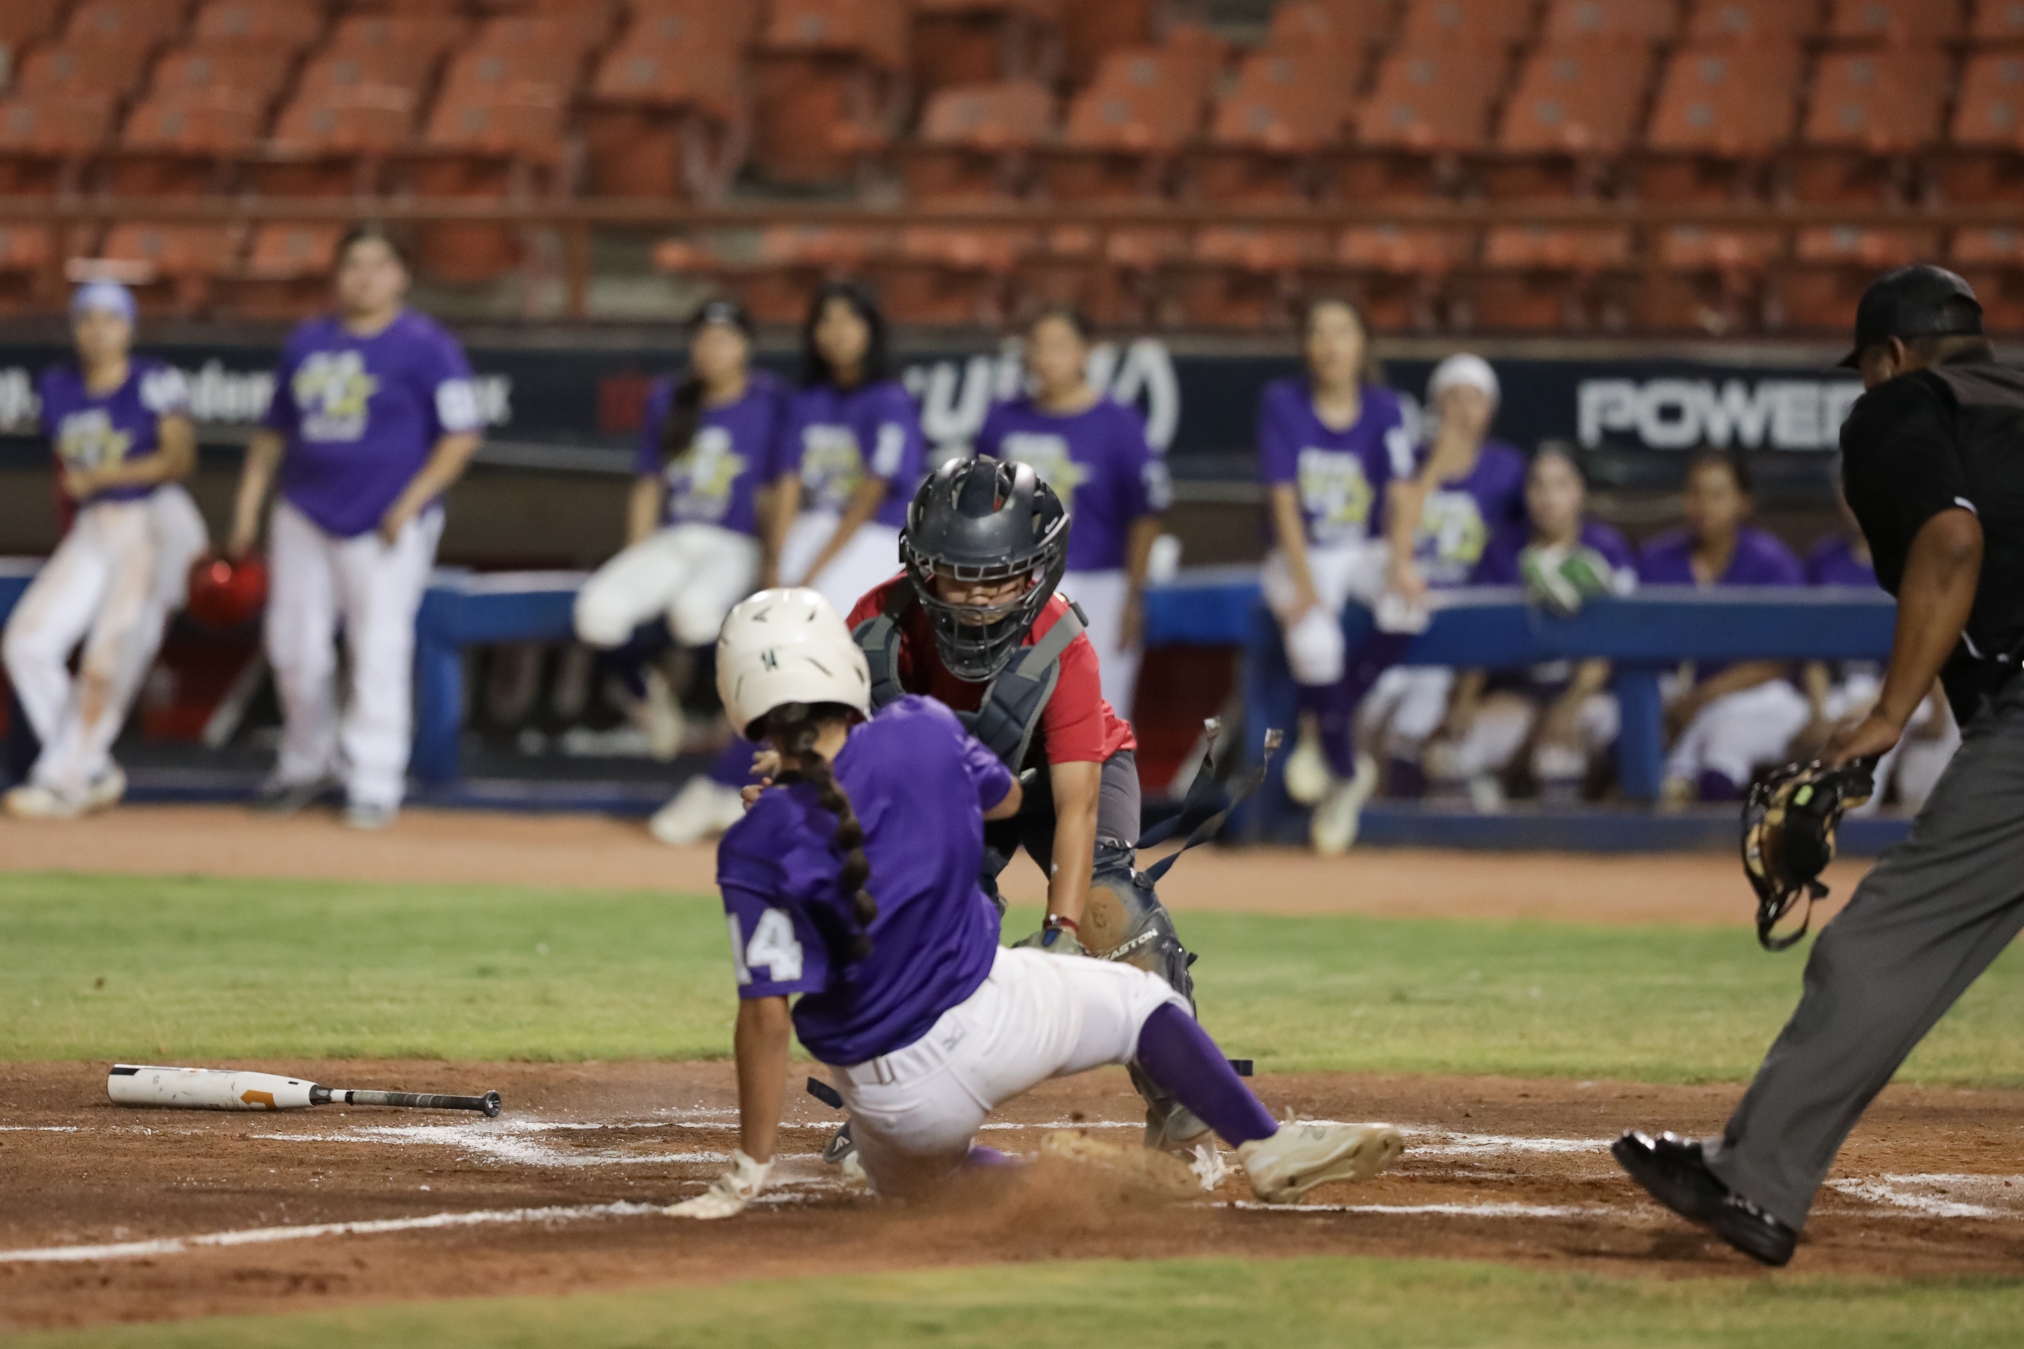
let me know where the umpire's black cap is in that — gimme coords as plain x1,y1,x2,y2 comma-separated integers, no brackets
1839,265,1984,369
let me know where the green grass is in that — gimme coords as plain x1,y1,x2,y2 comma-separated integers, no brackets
15,1257,2024,1348
3,871,2022,1085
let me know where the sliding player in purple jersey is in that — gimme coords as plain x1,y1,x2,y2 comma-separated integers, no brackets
571,299,788,846
229,226,484,828
3,281,207,817
1258,298,1419,853
975,307,1170,723
1636,451,1809,803
665,588,1401,1217
769,281,924,617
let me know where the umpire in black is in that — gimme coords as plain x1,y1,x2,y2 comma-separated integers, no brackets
1614,265,2024,1265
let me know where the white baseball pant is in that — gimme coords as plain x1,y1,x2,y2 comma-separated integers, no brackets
1359,665,1455,761
265,499,442,810
778,512,902,618
828,945,1188,1196
3,486,206,799
1260,541,1409,685
1664,678,1812,789
574,524,761,649
1825,673,1963,816
1427,690,1621,786
1061,568,1140,723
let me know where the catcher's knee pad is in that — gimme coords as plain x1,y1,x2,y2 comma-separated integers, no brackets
1079,857,1196,1006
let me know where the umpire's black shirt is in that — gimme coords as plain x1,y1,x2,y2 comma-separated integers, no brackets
1841,351,2024,723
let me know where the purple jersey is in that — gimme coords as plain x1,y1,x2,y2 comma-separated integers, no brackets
38,358,189,506
1478,519,1637,587
715,695,1014,1066
263,310,482,538
633,371,786,536
1805,534,1878,589
779,380,924,530
1639,526,1803,681
1256,378,1415,548
975,396,1171,572
1410,439,1528,587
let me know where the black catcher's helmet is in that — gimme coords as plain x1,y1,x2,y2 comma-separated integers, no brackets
901,456,1071,681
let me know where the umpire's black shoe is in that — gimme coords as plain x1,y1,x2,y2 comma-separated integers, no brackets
1612,1130,1797,1267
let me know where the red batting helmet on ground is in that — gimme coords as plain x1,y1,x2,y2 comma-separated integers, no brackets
185,553,270,629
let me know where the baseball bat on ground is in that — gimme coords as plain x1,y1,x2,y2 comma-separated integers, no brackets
108,1065,502,1117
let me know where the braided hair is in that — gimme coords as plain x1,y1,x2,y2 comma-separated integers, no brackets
763,701,877,960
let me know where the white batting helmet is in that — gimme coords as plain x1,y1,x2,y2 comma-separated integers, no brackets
715,588,872,739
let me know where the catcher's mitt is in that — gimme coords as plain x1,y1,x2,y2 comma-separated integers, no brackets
1741,760,1875,951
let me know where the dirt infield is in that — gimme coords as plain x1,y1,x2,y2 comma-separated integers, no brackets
4,1060,2022,1334
0,805,1872,926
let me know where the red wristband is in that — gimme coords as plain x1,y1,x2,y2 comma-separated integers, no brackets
1044,914,1080,933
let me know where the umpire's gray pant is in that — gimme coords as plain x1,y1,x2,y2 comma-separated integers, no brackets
1708,678,2024,1230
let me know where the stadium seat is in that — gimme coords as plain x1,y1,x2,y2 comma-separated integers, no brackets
1167,225,1330,328
1397,0,1538,50
583,10,751,200
1483,39,1658,198
324,12,469,65
1935,53,2024,204
1637,44,1804,201
221,223,340,320
1016,224,1186,326
655,224,885,323
896,79,1054,203
0,0,67,83
1684,0,1822,43
1304,225,1475,330
1190,51,1355,202
0,221,56,314
910,0,1062,95
1540,0,1681,42
297,49,440,104
1770,225,1940,329
188,0,325,54
0,94,116,194
1037,43,1222,201
1057,0,1153,84
1635,224,1784,333
437,48,582,113
252,91,419,196
1973,0,2024,45
12,42,158,102
1790,47,1951,203
1456,225,1633,330
1266,0,1398,71
99,221,244,315
628,0,764,50
869,225,1034,325
1951,225,2024,332
750,0,909,183
108,98,263,196
1824,0,1960,45
1341,42,1509,199
63,0,191,52
471,11,615,67
148,46,296,113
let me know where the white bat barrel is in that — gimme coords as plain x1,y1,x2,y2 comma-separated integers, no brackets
108,1064,317,1111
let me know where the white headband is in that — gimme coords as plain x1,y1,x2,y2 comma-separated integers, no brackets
1427,353,1500,408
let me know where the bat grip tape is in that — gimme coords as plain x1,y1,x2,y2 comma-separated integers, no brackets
313,1086,503,1117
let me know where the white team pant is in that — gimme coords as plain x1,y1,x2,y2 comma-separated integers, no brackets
1260,541,1398,685
1062,568,1140,724
779,511,902,617
1428,690,1621,786
266,499,442,810
1664,677,1812,790
828,945,1188,1195
1358,665,1454,761
3,487,206,798
1824,672,1963,815
574,523,761,649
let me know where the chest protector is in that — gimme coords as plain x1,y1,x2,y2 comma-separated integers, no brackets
853,586,1087,770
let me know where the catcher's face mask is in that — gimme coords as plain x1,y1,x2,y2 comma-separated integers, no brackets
1742,761,1875,951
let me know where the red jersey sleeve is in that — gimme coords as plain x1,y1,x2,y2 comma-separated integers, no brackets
1036,605,1136,763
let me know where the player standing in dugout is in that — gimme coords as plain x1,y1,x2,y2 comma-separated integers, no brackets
1615,265,2024,1266
227,225,484,829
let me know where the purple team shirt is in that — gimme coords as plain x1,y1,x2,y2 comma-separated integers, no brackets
1410,439,1528,587
39,358,189,506
974,396,1171,572
1256,378,1416,548
1805,534,1878,589
1478,518,1637,587
634,371,786,537
779,380,924,530
263,310,482,538
1639,525,1803,680
715,695,1014,1066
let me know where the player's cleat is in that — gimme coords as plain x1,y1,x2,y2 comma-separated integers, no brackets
1282,729,1332,806
343,802,398,831
1144,1099,1214,1156
254,773,338,817
83,765,127,813
819,1122,869,1184
648,776,746,846
1236,1120,1404,1204
1611,1130,1796,1267
1310,753,1377,855
4,782,86,819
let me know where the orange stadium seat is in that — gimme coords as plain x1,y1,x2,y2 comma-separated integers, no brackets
1825,0,1960,45
869,225,1035,325
761,0,908,68
1016,224,1186,326
0,0,67,78
1771,225,1939,328
108,98,263,195
13,42,158,102
1305,225,1474,330
471,11,615,67
99,221,244,315
324,12,469,64
1397,0,1539,49
1684,0,1822,43
1168,225,1330,328
1484,39,1657,198
148,46,296,113
656,224,885,323
252,89,420,196
584,6,751,200
1058,0,1153,84
0,222,57,314
297,50,440,104
1541,0,1681,42
63,0,191,52
1951,225,2024,332
1791,47,1950,202
437,47,582,112
1265,0,1396,71
1973,0,2024,45
627,0,764,50
1340,42,1508,200
1635,224,1784,333
897,79,1055,203
1935,52,2024,204
0,94,116,194
188,0,325,54
1191,51,1356,202
1038,43,1222,201
1637,43,1804,200
910,0,1062,95
1457,225,1634,330
751,0,909,183
221,223,342,319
